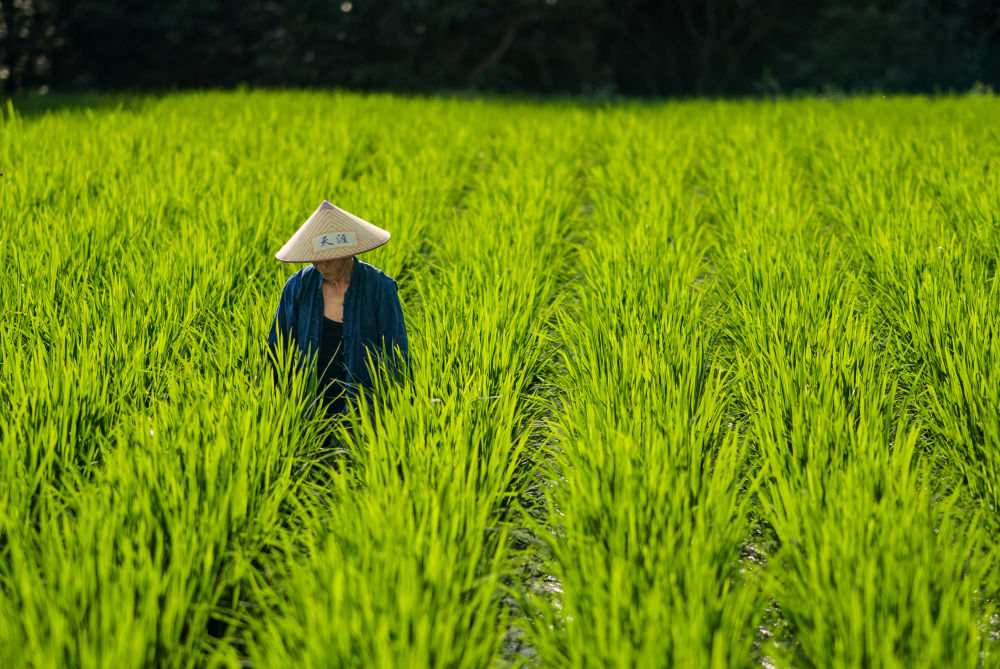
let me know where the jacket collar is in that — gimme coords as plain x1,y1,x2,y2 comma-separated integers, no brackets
302,256,369,295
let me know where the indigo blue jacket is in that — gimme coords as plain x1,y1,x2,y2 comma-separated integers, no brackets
266,258,409,395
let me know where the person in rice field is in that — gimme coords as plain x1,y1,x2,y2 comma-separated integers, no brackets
267,200,409,417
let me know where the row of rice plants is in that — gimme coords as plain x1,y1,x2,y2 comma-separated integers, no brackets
518,98,1000,667
3,92,999,666
517,111,764,666
807,101,1000,528
245,104,592,667
0,92,568,666
703,106,999,666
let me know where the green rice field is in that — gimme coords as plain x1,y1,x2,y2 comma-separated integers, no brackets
1,90,999,667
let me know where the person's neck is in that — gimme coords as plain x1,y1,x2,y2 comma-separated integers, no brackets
324,258,354,289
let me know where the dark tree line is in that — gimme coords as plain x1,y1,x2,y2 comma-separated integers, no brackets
2,0,998,96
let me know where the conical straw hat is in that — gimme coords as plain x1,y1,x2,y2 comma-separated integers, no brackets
275,201,390,262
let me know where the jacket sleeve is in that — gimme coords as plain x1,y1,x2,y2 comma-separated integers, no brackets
266,274,300,381
376,276,410,376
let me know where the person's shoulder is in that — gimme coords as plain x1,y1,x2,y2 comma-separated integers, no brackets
355,258,398,290
281,264,319,295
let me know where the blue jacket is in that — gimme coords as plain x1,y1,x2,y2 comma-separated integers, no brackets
266,258,409,395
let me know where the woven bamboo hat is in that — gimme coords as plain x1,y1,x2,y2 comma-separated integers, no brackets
275,200,390,262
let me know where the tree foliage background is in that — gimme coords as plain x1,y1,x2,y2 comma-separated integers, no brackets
2,0,998,96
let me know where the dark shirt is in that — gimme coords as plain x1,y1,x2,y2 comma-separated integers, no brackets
266,258,409,407
317,316,346,415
